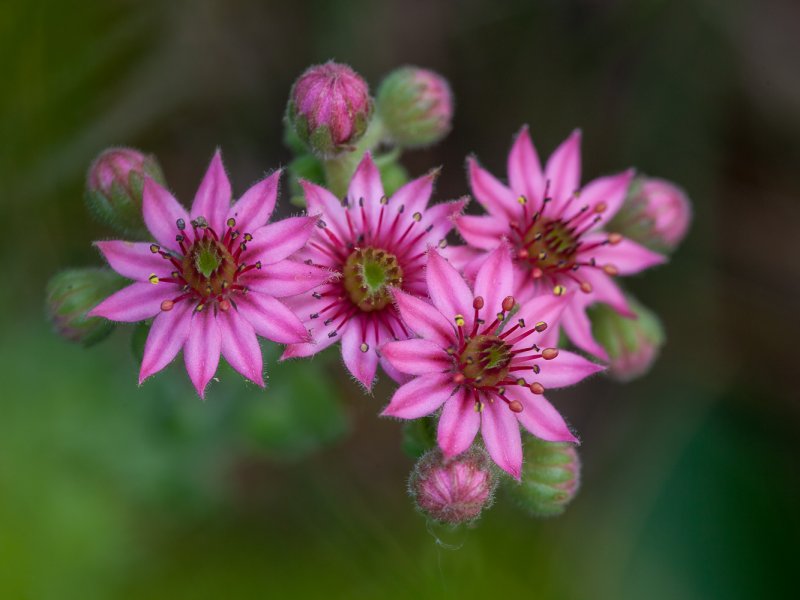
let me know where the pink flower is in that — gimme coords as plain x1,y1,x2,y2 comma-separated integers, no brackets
282,153,466,390
380,245,603,478
89,151,329,397
450,126,666,360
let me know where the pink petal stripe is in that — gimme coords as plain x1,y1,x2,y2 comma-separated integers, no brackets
474,244,514,323
507,387,578,443
380,372,453,419
242,259,334,297
468,156,518,219
380,339,451,375
426,248,475,331
227,169,281,234
244,215,318,265
392,289,455,348
437,389,480,457
191,150,232,233
142,178,189,252
512,292,570,349
480,402,523,479
236,291,309,344
455,214,508,250
139,300,193,384
342,316,379,390
508,125,545,204
531,350,604,388
218,307,264,386
580,234,666,276
301,179,350,241
87,281,170,322
573,170,633,228
183,309,221,398
561,301,609,361
95,240,168,281
387,170,436,220
544,129,582,209
347,153,384,231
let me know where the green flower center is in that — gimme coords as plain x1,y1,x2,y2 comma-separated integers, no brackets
342,247,403,312
521,218,579,273
458,334,512,388
181,238,238,298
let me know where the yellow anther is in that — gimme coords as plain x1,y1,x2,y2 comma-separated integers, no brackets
148,274,159,284
455,314,465,327
553,285,566,296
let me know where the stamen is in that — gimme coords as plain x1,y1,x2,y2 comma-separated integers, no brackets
542,348,559,360
529,382,545,395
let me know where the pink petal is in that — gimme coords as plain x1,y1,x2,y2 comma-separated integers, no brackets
191,150,232,233
544,129,582,209
392,289,455,348
468,156,518,219
236,292,309,344
142,179,189,252
507,387,578,443
578,269,634,317
437,389,480,457
139,300,193,384
421,197,468,245
183,309,222,398
532,349,604,388
342,316,379,390
87,281,170,322
227,169,281,234
581,234,666,275
561,301,609,361
242,259,334,297
218,307,264,386
480,402,523,478
347,153,384,232
380,373,453,419
455,214,508,250
474,243,514,322
380,355,412,385
244,215,318,265
95,240,168,281
380,339,451,375
387,170,436,220
301,179,350,241
508,125,545,204
442,245,483,274
512,292,570,347
426,248,475,331
281,331,339,360
574,170,634,228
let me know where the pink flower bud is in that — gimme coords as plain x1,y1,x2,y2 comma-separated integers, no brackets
377,66,453,148
610,177,692,253
409,448,496,524
287,62,373,157
508,438,581,517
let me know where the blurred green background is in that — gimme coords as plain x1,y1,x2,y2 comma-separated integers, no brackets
2,0,798,598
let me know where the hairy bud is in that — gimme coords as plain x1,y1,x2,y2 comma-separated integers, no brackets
508,437,580,517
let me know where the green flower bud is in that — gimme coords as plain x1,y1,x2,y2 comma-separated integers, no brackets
508,437,580,517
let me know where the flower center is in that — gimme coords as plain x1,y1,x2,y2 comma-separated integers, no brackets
521,218,579,273
458,334,512,388
342,247,403,311
181,238,238,298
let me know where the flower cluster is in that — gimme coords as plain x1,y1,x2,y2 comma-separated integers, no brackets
48,61,690,526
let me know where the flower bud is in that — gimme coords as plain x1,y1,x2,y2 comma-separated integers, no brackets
46,268,126,346
609,176,691,253
377,66,453,148
85,147,165,237
508,437,580,517
287,62,373,157
409,447,496,524
589,296,665,382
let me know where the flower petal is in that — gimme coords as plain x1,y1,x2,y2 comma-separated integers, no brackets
227,169,281,233
380,339,450,375
455,214,508,250
468,156,518,219
301,179,350,241
342,316,379,390
191,150,231,232
386,170,436,221
581,234,666,276
139,300,193,384
544,129,581,209
244,215,318,265
236,292,309,344
183,309,221,398
508,125,545,204
474,243,514,322
512,292,570,347
507,387,578,443
578,269,634,317
95,240,168,281
574,169,634,228
480,402,522,478
380,372,453,419
242,259,334,297
437,389,480,457
426,248,475,331
420,197,468,246
218,306,264,386
561,301,609,361
87,281,169,322
533,350,604,388
392,289,454,348
347,153,384,232
142,179,189,252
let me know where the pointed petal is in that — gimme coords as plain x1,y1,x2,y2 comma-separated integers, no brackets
426,248,475,331
468,156,518,219
533,350,604,388
380,373,453,419
581,234,666,275
87,281,169,322
574,170,634,228
442,245,483,274
236,292,309,344
480,403,522,479
392,289,455,348
183,309,221,398
191,150,231,232
437,389,480,457
578,269,634,317
455,214,508,250
474,244,514,322
507,387,578,443
227,170,281,233
508,125,545,203
347,153,384,231
544,129,582,208
342,316,379,390
380,339,451,375
242,259,334,297
301,179,350,241
244,215,318,265
281,329,339,359
512,292,570,348
218,306,264,386
139,300,193,384
421,197,468,246
95,240,168,281
387,170,436,220
380,355,412,385
561,301,609,361
142,179,189,252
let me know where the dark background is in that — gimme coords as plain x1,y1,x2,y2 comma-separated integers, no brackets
1,0,798,598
